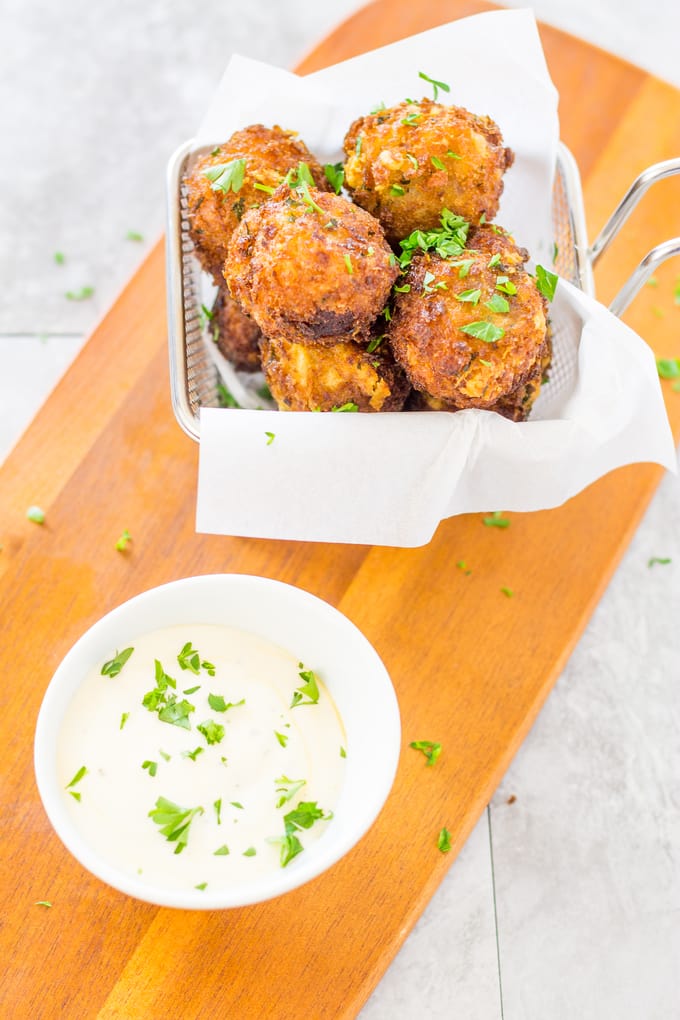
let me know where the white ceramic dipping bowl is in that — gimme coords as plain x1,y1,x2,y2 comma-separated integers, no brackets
34,573,400,909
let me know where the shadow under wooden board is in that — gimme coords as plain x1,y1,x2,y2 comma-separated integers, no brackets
1,1,679,1017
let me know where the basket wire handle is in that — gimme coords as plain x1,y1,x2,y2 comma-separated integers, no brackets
588,158,680,315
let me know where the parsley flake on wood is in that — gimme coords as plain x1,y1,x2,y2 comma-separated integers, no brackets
197,719,225,745
35,900,52,908
26,505,45,524
500,586,514,598
203,159,246,194
418,71,451,102
535,265,558,301
101,647,134,678
323,162,345,194
148,797,204,854
456,559,472,575
483,511,510,528
460,321,504,343
290,665,320,707
656,357,680,379
115,529,132,552
409,740,442,766
438,827,452,852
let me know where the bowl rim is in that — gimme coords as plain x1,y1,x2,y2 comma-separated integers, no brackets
34,573,401,909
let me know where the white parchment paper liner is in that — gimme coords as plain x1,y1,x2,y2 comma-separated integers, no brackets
193,9,675,547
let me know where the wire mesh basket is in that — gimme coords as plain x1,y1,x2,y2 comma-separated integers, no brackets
166,142,680,441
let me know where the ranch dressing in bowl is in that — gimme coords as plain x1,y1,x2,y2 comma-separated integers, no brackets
57,623,346,893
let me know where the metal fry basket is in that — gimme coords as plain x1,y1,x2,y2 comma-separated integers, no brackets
166,141,680,441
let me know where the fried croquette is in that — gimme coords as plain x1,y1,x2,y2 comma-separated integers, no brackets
260,333,409,412
210,286,262,372
225,184,399,346
388,225,548,409
184,125,330,282
343,98,513,244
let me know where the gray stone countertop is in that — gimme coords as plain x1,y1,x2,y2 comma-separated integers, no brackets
1,1,678,1017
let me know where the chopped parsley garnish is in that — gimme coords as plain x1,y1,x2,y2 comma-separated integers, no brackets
394,283,411,293
268,833,304,867
203,158,246,194
214,845,230,856
495,276,517,296
183,685,200,695
323,162,345,194
423,271,447,294
430,156,446,171
177,642,215,676
406,153,419,169
401,111,421,126
290,664,320,707
483,511,510,528
252,182,275,195
230,801,244,810
479,358,492,368
214,798,222,824
261,430,275,447
460,321,504,343
119,712,129,730
648,556,671,567
456,288,481,305
274,730,288,747
675,277,680,305
340,746,347,758
65,286,94,301
35,900,52,908
500,586,514,598
207,694,245,713
418,71,451,101
197,719,225,745
355,135,362,155
656,357,680,379
143,659,195,729
344,253,353,274
535,265,558,301
181,746,204,761
66,765,87,793
26,505,45,524
452,259,474,278
647,276,659,287
115,529,132,552
54,252,65,265
399,208,469,269
148,797,204,855
275,775,307,808
294,179,324,215
142,760,158,777
159,750,171,761
210,147,221,156
101,647,134,678
487,253,501,268
390,184,406,196
438,827,452,852
125,230,144,242
217,382,240,408
366,335,385,353
331,402,359,412
552,242,559,263
195,882,208,890
370,101,386,114
158,699,195,728
284,162,315,189
409,740,442,766
447,150,462,160
283,801,330,832
485,294,510,314
243,847,257,857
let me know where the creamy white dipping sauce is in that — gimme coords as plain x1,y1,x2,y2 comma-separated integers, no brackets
57,624,346,892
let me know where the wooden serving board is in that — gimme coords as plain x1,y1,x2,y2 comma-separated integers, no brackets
1,2,679,1017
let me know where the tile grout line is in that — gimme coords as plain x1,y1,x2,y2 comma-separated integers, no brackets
487,804,505,1020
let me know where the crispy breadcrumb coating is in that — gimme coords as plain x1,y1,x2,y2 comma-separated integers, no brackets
343,98,513,244
185,125,330,282
210,286,262,372
225,184,399,346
